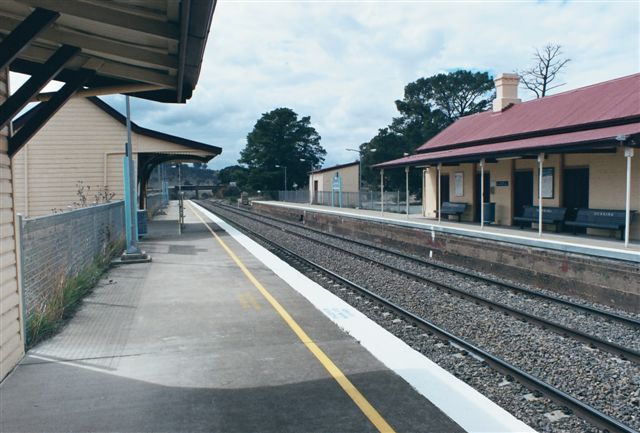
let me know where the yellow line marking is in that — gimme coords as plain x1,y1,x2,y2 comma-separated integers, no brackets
187,202,396,433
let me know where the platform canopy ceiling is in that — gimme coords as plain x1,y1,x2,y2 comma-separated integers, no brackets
0,0,216,103
0,0,216,156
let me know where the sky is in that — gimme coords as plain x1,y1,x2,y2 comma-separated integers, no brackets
13,0,640,170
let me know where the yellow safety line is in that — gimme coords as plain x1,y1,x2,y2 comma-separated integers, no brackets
187,203,396,433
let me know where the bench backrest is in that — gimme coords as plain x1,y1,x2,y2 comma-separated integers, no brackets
573,208,630,225
520,205,566,220
441,202,467,213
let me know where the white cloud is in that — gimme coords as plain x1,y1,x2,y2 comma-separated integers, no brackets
14,0,638,169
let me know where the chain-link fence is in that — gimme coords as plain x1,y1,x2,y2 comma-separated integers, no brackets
264,190,421,214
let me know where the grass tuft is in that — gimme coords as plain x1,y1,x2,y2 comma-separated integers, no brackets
26,240,124,348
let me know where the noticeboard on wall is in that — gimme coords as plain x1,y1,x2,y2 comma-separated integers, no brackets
454,172,464,197
540,167,554,199
332,173,341,191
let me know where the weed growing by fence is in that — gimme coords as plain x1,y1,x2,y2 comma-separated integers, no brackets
25,240,124,348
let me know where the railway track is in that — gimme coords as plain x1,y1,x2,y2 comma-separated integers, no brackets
195,200,639,433
203,201,640,362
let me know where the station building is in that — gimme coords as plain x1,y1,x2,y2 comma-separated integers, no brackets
12,97,221,218
375,73,640,242
309,160,359,204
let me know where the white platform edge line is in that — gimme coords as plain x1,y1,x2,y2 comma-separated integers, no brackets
192,201,538,433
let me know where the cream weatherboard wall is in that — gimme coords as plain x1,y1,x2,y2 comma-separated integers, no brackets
0,69,24,380
310,163,359,193
12,98,212,218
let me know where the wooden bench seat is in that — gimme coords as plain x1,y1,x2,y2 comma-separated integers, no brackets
513,205,567,232
439,202,467,221
565,208,635,240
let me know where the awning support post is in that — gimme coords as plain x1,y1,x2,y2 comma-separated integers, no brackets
437,163,442,224
480,158,485,230
122,95,145,260
624,147,634,248
380,169,384,215
537,153,544,237
380,168,384,215
405,166,410,219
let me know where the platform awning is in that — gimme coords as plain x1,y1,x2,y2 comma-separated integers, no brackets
0,0,216,157
374,122,640,169
0,0,216,103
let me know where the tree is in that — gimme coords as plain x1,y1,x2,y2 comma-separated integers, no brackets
360,128,415,191
395,70,494,132
360,70,495,191
518,43,570,98
218,165,248,188
239,108,325,191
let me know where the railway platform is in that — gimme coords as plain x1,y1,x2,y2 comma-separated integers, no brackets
254,201,640,261
0,201,533,433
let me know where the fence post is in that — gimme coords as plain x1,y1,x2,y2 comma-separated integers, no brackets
15,214,27,349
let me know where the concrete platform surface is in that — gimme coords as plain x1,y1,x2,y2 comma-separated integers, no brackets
0,202,481,433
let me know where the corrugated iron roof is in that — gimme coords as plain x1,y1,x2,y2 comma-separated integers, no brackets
375,122,640,169
417,73,640,152
311,160,359,174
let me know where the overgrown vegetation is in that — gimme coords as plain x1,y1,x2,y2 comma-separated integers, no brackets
25,239,124,348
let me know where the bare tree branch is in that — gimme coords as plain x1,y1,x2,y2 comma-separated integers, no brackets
517,43,570,98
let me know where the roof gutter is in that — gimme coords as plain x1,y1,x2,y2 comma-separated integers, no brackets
176,0,191,103
374,136,638,170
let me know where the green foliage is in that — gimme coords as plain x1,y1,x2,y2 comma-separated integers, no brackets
26,239,124,348
361,70,495,192
218,165,249,189
163,164,217,186
239,108,326,191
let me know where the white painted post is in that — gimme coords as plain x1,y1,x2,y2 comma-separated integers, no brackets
480,158,485,230
405,166,410,219
537,153,544,237
437,163,442,224
624,147,634,248
380,169,384,215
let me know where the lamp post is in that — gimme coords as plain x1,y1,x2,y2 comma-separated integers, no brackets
275,164,287,199
346,147,376,207
300,158,313,204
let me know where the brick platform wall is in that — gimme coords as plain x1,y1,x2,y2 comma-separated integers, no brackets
253,202,640,313
20,201,125,317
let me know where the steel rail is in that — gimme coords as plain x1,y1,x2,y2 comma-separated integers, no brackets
208,200,640,329
203,201,640,363
201,202,638,433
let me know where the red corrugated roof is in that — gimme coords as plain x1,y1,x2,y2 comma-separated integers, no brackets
417,73,640,152
376,122,640,169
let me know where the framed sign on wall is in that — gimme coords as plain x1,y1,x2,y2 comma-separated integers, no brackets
540,167,554,199
454,172,464,197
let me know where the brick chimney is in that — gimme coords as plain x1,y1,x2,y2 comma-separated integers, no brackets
492,73,521,112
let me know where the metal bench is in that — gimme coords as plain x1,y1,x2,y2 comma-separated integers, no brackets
513,205,567,232
439,202,467,221
565,208,635,240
